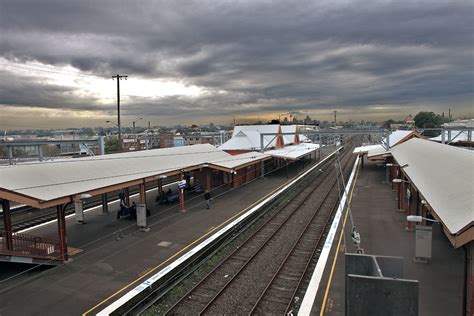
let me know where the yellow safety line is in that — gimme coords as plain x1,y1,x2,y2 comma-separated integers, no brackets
82,172,300,315
319,161,360,316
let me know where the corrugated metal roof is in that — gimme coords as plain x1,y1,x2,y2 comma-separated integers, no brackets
265,143,320,160
391,138,474,234
219,125,308,150
0,144,267,203
383,130,413,148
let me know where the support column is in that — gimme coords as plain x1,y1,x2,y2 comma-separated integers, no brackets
74,197,85,224
101,193,108,213
466,242,473,316
158,178,163,196
8,146,13,165
38,145,43,162
56,205,68,261
124,187,130,205
139,183,146,204
229,173,234,189
206,169,211,191
406,185,413,230
2,199,13,251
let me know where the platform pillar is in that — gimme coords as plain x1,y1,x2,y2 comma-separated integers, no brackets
466,241,473,316
2,199,13,251
158,178,163,196
38,145,43,162
139,182,146,204
56,205,68,261
8,146,13,165
124,187,130,205
101,193,108,213
74,198,85,224
206,169,211,191
405,185,413,230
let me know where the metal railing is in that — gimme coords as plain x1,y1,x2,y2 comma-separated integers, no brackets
0,231,61,260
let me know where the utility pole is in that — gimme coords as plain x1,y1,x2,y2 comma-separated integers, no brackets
112,74,128,151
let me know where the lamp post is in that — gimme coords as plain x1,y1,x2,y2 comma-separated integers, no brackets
407,215,438,224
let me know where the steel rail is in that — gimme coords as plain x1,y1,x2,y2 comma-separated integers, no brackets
197,144,354,315
251,152,353,315
163,149,344,315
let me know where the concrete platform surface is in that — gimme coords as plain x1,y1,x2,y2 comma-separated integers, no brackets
0,156,320,316
314,159,465,316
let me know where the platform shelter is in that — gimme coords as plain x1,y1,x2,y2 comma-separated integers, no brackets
0,144,269,263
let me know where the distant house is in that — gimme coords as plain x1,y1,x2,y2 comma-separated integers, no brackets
158,133,174,148
405,114,415,127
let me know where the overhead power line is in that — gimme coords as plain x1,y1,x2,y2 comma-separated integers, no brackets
0,63,102,79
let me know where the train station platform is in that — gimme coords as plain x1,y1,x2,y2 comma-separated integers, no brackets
0,156,318,315
309,159,465,316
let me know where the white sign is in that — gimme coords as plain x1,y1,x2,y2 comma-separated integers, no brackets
178,180,187,189
136,203,147,227
415,225,432,259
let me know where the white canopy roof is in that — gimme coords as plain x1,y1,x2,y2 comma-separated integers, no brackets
265,143,320,160
353,144,384,155
430,130,472,143
0,144,268,205
353,130,419,155
382,130,415,148
391,138,474,235
219,125,308,151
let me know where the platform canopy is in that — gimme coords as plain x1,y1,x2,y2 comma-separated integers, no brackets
382,130,422,148
219,124,309,151
353,130,423,157
391,138,474,247
265,143,320,160
430,130,473,144
0,144,268,209
353,144,384,155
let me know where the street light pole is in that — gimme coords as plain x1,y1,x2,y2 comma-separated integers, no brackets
112,74,128,151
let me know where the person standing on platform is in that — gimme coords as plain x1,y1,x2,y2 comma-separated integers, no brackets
204,190,211,209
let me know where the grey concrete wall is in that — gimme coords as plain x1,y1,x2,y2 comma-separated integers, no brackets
347,274,419,316
346,253,419,316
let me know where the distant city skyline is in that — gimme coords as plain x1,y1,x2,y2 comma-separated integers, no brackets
1,1,473,130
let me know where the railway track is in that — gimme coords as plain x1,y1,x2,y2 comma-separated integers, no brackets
159,143,356,315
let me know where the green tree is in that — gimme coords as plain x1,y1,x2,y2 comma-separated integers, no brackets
43,145,61,157
414,111,442,128
381,119,395,129
105,138,120,154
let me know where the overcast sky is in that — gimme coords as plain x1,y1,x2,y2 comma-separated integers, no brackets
0,0,473,129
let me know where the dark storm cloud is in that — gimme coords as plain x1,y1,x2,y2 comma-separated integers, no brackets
0,0,473,122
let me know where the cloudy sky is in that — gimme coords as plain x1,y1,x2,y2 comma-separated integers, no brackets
0,0,473,129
